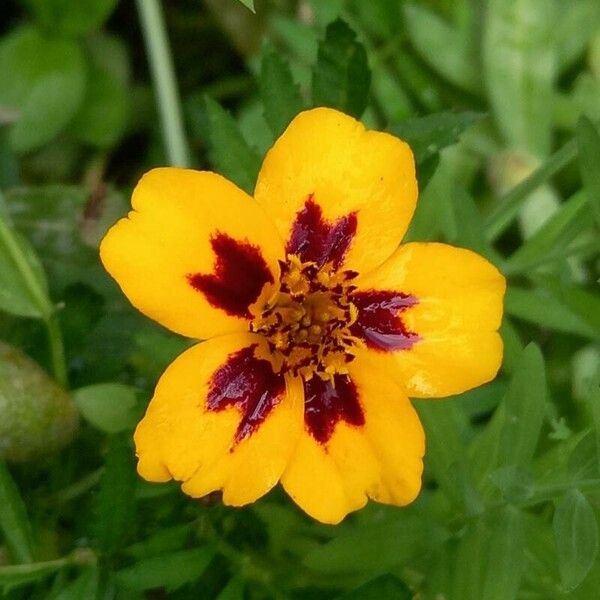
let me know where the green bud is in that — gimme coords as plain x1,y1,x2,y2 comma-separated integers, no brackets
0,342,78,463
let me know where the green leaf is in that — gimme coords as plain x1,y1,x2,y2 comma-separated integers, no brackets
18,0,119,36
452,518,489,600
116,548,213,592
485,139,579,241
92,434,137,553
0,556,71,592
481,506,525,600
217,577,245,600
70,64,129,148
203,96,261,193
259,44,304,138
505,286,600,340
0,26,86,152
336,574,411,600
236,0,255,13
469,343,546,487
312,19,370,118
74,383,139,434
389,111,484,166
402,3,480,94
553,489,599,591
505,191,594,274
0,208,50,319
483,0,557,156
54,568,99,600
0,462,34,563
577,116,600,228
125,525,193,560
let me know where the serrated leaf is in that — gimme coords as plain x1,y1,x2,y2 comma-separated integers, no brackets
74,383,139,434
116,548,213,592
577,116,600,228
554,489,599,591
0,462,34,563
336,574,411,600
312,19,370,118
18,0,118,36
92,434,137,553
481,506,525,600
0,26,86,152
259,44,304,138
403,3,480,94
204,96,261,193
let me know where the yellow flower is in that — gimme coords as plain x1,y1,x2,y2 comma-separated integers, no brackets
100,108,505,524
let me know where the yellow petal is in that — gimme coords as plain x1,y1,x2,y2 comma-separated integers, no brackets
100,168,284,340
355,242,506,398
281,362,425,524
134,333,303,505
254,108,417,275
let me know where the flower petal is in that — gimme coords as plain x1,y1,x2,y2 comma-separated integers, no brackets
100,168,284,339
254,108,417,274
281,363,425,524
134,333,303,506
354,242,506,398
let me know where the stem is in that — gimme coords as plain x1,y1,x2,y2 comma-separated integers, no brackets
0,216,68,388
136,0,190,167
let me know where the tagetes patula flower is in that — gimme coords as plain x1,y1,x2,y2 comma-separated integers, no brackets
100,107,505,524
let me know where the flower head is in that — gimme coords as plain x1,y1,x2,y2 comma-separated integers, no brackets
100,108,505,524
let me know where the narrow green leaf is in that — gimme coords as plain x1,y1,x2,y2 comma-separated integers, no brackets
553,489,599,591
505,286,599,340
485,138,578,241
116,548,213,592
497,343,547,468
452,518,489,600
403,3,480,94
259,44,304,138
483,0,557,156
92,434,137,553
217,577,245,600
577,116,600,227
0,556,71,591
312,19,370,118
74,383,139,434
54,568,99,600
336,574,411,600
481,506,525,600
0,462,34,563
505,191,593,274
204,96,261,193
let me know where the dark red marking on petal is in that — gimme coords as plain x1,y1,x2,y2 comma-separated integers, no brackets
207,344,285,445
304,374,364,444
287,196,357,269
188,233,273,319
350,290,419,351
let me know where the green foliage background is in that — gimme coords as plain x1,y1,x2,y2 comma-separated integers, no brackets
0,0,600,598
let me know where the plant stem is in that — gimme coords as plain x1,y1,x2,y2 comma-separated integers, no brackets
0,215,68,388
136,0,190,167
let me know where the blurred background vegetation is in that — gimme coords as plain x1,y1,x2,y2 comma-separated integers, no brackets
1,0,600,598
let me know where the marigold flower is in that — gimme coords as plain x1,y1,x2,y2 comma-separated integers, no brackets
100,108,505,524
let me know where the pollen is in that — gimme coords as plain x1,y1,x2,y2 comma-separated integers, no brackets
249,255,363,381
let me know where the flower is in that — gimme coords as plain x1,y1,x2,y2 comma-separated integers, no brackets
100,107,505,524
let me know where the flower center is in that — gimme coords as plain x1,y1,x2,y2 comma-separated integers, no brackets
249,255,363,381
